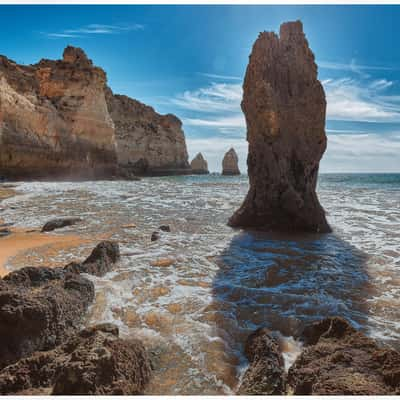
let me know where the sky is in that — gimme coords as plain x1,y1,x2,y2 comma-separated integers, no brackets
1,5,400,173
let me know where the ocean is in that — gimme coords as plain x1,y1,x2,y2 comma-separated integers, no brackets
2,173,400,394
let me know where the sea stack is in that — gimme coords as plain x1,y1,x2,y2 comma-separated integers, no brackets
190,153,209,174
222,148,240,175
229,21,330,233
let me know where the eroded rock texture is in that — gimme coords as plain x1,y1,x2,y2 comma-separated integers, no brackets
0,241,119,369
222,147,240,175
0,47,117,179
0,323,152,395
238,327,286,395
106,89,190,176
229,21,330,233
288,317,400,395
0,46,190,179
190,152,209,174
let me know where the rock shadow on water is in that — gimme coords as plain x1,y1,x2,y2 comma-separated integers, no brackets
210,229,371,383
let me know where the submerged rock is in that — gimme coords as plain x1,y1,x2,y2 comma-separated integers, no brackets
151,231,160,242
288,317,400,395
238,327,286,395
229,21,330,233
159,225,171,232
222,148,240,175
65,241,120,277
0,323,152,395
190,153,209,175
41,217,81,232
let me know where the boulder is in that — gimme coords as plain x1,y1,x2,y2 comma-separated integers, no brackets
41,218,81,232
0,324,152,395
222,148,240,175
238,327,286,394
229,21,330,233
288,317,400,395
65,241,120,277
190,153,209,174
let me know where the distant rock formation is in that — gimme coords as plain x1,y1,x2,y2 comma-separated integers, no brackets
0,46,190,179
229,21,330,233
105,88,190,176
222,148,240,175
190,153,209,174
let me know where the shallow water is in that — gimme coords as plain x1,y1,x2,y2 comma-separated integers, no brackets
1,173,400,394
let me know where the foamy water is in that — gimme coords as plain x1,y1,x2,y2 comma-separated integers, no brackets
1,173,400,394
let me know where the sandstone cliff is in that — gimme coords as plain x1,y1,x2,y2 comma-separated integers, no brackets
0,46,190,179
222,147,240,175
229,21,330,233
190,152,209,174
0,47,117,179
105,88,190,175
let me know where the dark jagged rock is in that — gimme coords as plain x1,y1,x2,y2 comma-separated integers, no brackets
41,217,81,232
222,148,240,175
0,267,94,369
0,228,11,237
0,323,152,395
159,225,170,232
65,241,120,277
190,153,209,174
229,21,330,233
151,231,160,242
0,242,120,369
288,317,400,395
238,327,286,395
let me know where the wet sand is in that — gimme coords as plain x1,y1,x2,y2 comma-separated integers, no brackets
0,228,89,277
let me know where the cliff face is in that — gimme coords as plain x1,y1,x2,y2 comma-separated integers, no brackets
229,21,330,233
0,46,190,179
105,89,190,175
0,46,117,179
222,148,240,175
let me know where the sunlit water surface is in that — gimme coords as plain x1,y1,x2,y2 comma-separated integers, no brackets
2,173,400,394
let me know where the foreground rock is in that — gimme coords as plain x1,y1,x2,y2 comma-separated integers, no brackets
288,317,400,395
190,153,209,174
238,327,286,394
222,148,240,175
0,241,119,369
65,240,120,276
41,217,81,232
106,89,190,176
0,46,190,179
229,21,330,233
0,323,152,395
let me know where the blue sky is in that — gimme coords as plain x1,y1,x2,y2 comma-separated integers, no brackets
1,5,400,172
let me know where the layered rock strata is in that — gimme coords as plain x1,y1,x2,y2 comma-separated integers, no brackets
222,148,240,175
190,152,209,174
229,21,330,233
105,89,190,176
0,46,190,179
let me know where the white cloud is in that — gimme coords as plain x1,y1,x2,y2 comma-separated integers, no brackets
323,78,400,123
318,59,395,78
198,72,242,81
44,23,144,39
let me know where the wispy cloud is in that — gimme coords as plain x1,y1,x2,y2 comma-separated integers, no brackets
43,23,144,39
318,59,395,78
198,72,242,81
323,78,400,123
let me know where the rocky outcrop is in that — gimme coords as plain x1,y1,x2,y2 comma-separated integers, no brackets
229,21,330,233
0,241,119,369
106,89,190,176
190,153,209,174
222,148,240,175
41,217,81,232
238,327,286,395
0,47,117,179
238,317,400,395
288,317,400,395
0,46,191,179
0,323,152,395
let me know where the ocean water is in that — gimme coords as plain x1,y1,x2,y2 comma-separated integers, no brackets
1,173,400,394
